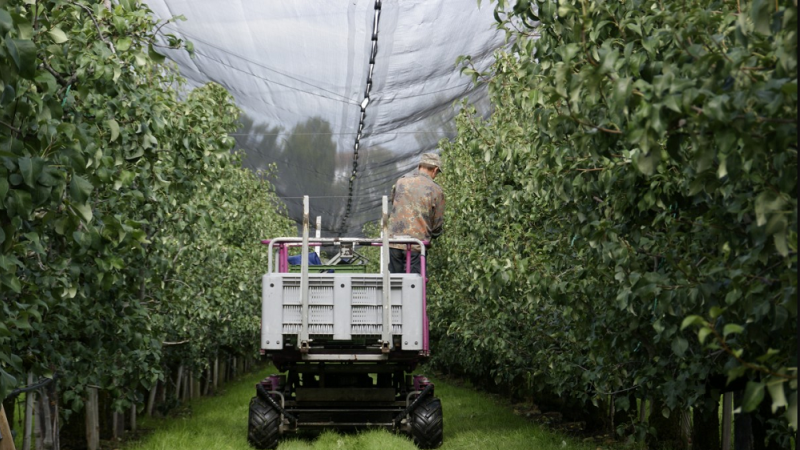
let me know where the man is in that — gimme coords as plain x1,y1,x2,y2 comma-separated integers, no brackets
388,152,445,274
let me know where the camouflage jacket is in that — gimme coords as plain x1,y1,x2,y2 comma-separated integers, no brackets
388,170,445,251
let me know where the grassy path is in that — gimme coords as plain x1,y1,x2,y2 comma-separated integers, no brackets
127,366,604,450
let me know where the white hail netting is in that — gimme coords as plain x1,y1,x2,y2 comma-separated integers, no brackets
145,0,509,236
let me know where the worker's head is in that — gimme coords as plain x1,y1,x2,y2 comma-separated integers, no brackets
418,152,443,179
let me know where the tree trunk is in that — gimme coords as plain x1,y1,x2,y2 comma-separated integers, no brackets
85,388,99,450
692,392,720,450
129,404,136,432
753,395,783,450
734,390,754,450
648,397,686,449
175,365,184,402
23,374,34,450
111,409,123,440
34,382,59,450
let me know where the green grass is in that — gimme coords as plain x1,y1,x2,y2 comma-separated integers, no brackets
126,365,606,450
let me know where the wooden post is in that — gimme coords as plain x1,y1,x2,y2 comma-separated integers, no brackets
146,383,157,417
0,403,17,450
722,392,732,450
35,382,58,450
192,374,199,400
111,408,123,440
35,389,50,450
639,397,647,422
232,357,237,379
85,388,99,450
185,372,192,401
175,365,184,402
129,404,136,432
23,374,34,450
213,355,219,391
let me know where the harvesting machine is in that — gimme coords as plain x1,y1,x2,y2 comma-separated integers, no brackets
248,196,443,449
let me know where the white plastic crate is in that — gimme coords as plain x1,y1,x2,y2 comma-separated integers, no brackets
262,273,423,351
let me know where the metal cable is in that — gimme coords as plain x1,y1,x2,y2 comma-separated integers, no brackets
3,375,56,400
338,0,382,234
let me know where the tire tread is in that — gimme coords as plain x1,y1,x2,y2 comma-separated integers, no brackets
410,397,443,449
248,396,281,449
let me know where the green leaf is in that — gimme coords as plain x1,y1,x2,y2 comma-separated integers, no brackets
741,381,765,412
5,39,37,79
0,10,12,33
709,306,725,319
723,323,744,336
663,95,681,113
754,191,785,227
47,27,69,43
698,327,713,344
107,119,120,142
148,44,166,63
0,84,15,107
634,149,660,175
767,381,788,413
3,275,22,293
69,175,93,203
774,230,789,257
671,337,688,356
117,37,132,52
18,156,34,187
73,202,93,222
680,315,704,330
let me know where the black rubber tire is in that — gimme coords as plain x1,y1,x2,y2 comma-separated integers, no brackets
409,396,443,449
248,396,281,449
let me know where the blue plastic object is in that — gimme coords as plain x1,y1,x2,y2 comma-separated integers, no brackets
287,252,322,266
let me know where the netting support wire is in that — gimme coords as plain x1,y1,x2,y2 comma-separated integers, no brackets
4,374,56,400
338,0,382,234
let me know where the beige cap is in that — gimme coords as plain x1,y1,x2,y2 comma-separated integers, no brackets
420,152,443,172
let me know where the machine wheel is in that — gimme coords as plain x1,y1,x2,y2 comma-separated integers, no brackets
248,396,280,449
409,396,443,449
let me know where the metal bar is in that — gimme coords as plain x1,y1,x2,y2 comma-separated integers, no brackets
266,237,426,255
280,244,288,273
297,422,394,427
380,196,391,351
394,384,434,423
421,253,429,353
285,409,401,413
315,216,321,256
256,384,297,424
301,354,388,361
299,196,311,349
